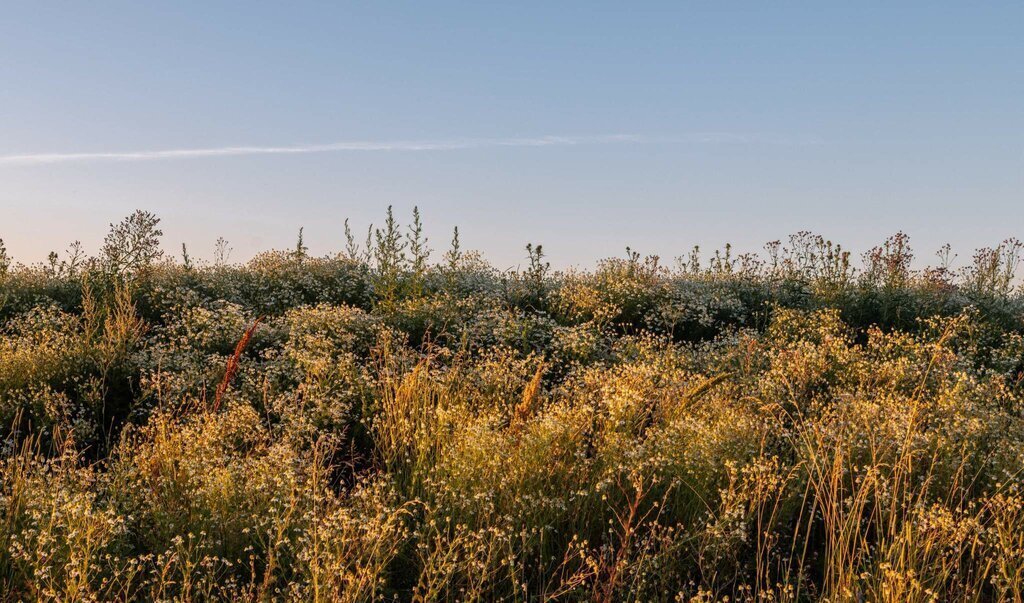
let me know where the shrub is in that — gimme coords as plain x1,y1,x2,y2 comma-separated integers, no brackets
4,212,1024,600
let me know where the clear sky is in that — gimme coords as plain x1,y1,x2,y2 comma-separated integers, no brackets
1,2,1021,269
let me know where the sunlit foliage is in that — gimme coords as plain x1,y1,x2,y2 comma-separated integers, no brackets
2,210,1023,601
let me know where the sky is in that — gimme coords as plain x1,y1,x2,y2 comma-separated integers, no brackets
1,2,1021,270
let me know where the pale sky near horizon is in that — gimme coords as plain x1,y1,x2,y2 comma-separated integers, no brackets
1,2,1021,270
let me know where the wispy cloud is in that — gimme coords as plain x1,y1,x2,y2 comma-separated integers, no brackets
0,135,644,166
0,132,820,166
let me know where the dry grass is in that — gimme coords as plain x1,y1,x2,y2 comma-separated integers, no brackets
3,215,1024,600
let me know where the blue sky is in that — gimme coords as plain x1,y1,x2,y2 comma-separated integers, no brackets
1,2,1021,269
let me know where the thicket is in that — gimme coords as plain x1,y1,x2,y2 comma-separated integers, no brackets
1,209,1023,601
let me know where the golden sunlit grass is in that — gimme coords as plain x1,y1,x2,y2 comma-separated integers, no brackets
2,210,1024,600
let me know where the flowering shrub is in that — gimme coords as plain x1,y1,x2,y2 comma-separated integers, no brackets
2,212,1024,600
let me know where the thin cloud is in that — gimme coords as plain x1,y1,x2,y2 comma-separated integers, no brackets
0,135,642,166
0,132,820,166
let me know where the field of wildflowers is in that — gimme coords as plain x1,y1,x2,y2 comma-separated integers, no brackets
2,209,1024,601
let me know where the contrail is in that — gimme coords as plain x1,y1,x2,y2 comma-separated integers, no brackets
0,135,645,166
0,132,819,166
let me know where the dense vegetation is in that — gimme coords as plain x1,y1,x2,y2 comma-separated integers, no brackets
2,209,1024,601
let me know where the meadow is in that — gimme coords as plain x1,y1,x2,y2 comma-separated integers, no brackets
2,208,1024,601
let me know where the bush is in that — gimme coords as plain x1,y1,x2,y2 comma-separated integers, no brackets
4,213,1024,600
